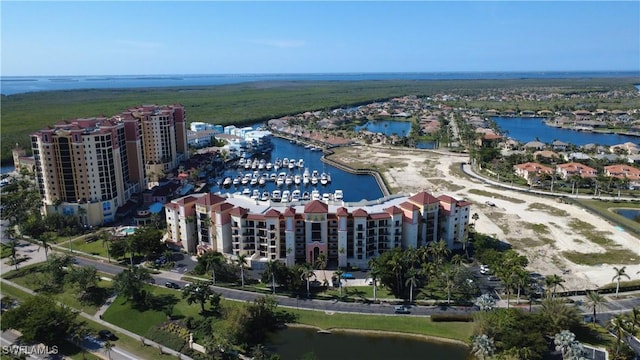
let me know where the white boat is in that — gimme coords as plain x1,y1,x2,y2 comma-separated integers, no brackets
251,189,260,200
223,177,232,186
238,158,246,166
244,162,251,170
271,190,282,202
258,177,266,185
250,178,258,186
285,176,293,186
282,158,289,167
232,178,240,186
292,189,301,201
303,169,310,185
320,173,328,185
258,159,266,170
311,175,318,185
311,189,320,200
241,176,250,185
288,162,295,170
270,173,277,182
334,189,344,200
302,191,310,200
260,191,270,201
294,174,302,185
266,162,273,170
281,190,290,203
297,159,304,168
322,193,331,202
242,188,251,196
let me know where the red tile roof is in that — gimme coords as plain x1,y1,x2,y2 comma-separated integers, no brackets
408,191,439,205
400,201,419,211
264,209,281,218
304,200,328,213
247,214,265,221
336,207,349,216
384,206,403,215
196,193,226,206
369,213,389,220
229,207,248,217
352,208,368,217
437,194,457,204
283,207,296,216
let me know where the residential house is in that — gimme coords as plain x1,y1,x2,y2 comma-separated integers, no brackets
513,162,555,184
556,162,598,180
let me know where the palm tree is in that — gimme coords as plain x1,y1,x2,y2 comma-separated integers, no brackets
7,238,20,271
334,269,344,298
368,257,381,302
609,314,627,352
513,268,530,304
472,212,480,225
103,340,113,360
544,274,565,298
101,231,112,263
584,291,607,324
300,262,316,298
203,251,223,285
471,334,495,360
124,236,136,266
429,240,450,269
38,231,54,260
405,268,418,303
442,267,456,304
236,253,248,288
315,254,328,285
612,266,630,298
265,260,278,294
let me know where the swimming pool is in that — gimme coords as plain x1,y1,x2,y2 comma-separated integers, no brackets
117,226,137,236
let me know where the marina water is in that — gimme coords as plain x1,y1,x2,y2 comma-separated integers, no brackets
209,136,383,202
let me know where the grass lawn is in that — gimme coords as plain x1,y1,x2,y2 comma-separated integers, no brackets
467,189,526,204
321,285,397,300
287,308,474,343
102,285,202,335
71,238,110,258
574,199,640,237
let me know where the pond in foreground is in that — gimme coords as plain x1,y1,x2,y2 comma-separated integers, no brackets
267,326,469,360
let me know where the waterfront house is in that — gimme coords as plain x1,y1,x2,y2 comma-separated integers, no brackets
564,152,592,162
514,162,555,184
551,140,569,151
523,141,546,151
610,142,639,155
533,150,560,162
556,162,598,180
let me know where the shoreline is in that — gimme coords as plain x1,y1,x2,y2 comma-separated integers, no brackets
284,323,470,348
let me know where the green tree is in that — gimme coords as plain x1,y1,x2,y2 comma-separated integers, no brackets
334,269,344,298
38,231,55,261
368,257,381,302
264,260,278,294
67,265,100,301
544,274,565,298
1,295,78,345
70,323,90,360
405,268,418,303
612,266,630,298
113,266,151,303
182,280,218,313
299,262,316,298
584,291,607,324
43,253,73,291
315,253,328,285
236,254,249,288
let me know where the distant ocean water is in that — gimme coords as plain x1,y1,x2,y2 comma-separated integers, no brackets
2,71,639,95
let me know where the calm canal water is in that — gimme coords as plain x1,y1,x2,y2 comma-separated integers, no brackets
267,327,469,360
613,208,640,223
355,119,412,137
492,117,640,146
209,137,383,202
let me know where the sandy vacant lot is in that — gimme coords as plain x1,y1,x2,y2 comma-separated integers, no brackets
329,145,640,290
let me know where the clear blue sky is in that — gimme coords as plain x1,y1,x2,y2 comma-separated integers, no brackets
2,1,638,76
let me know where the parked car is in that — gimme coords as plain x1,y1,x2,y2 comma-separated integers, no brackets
480,265,491,275
485,201,496,207
165,281,180,289
394,305,410,314
98,330,118,341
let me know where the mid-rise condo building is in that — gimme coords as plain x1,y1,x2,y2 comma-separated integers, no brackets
164,191,471,269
